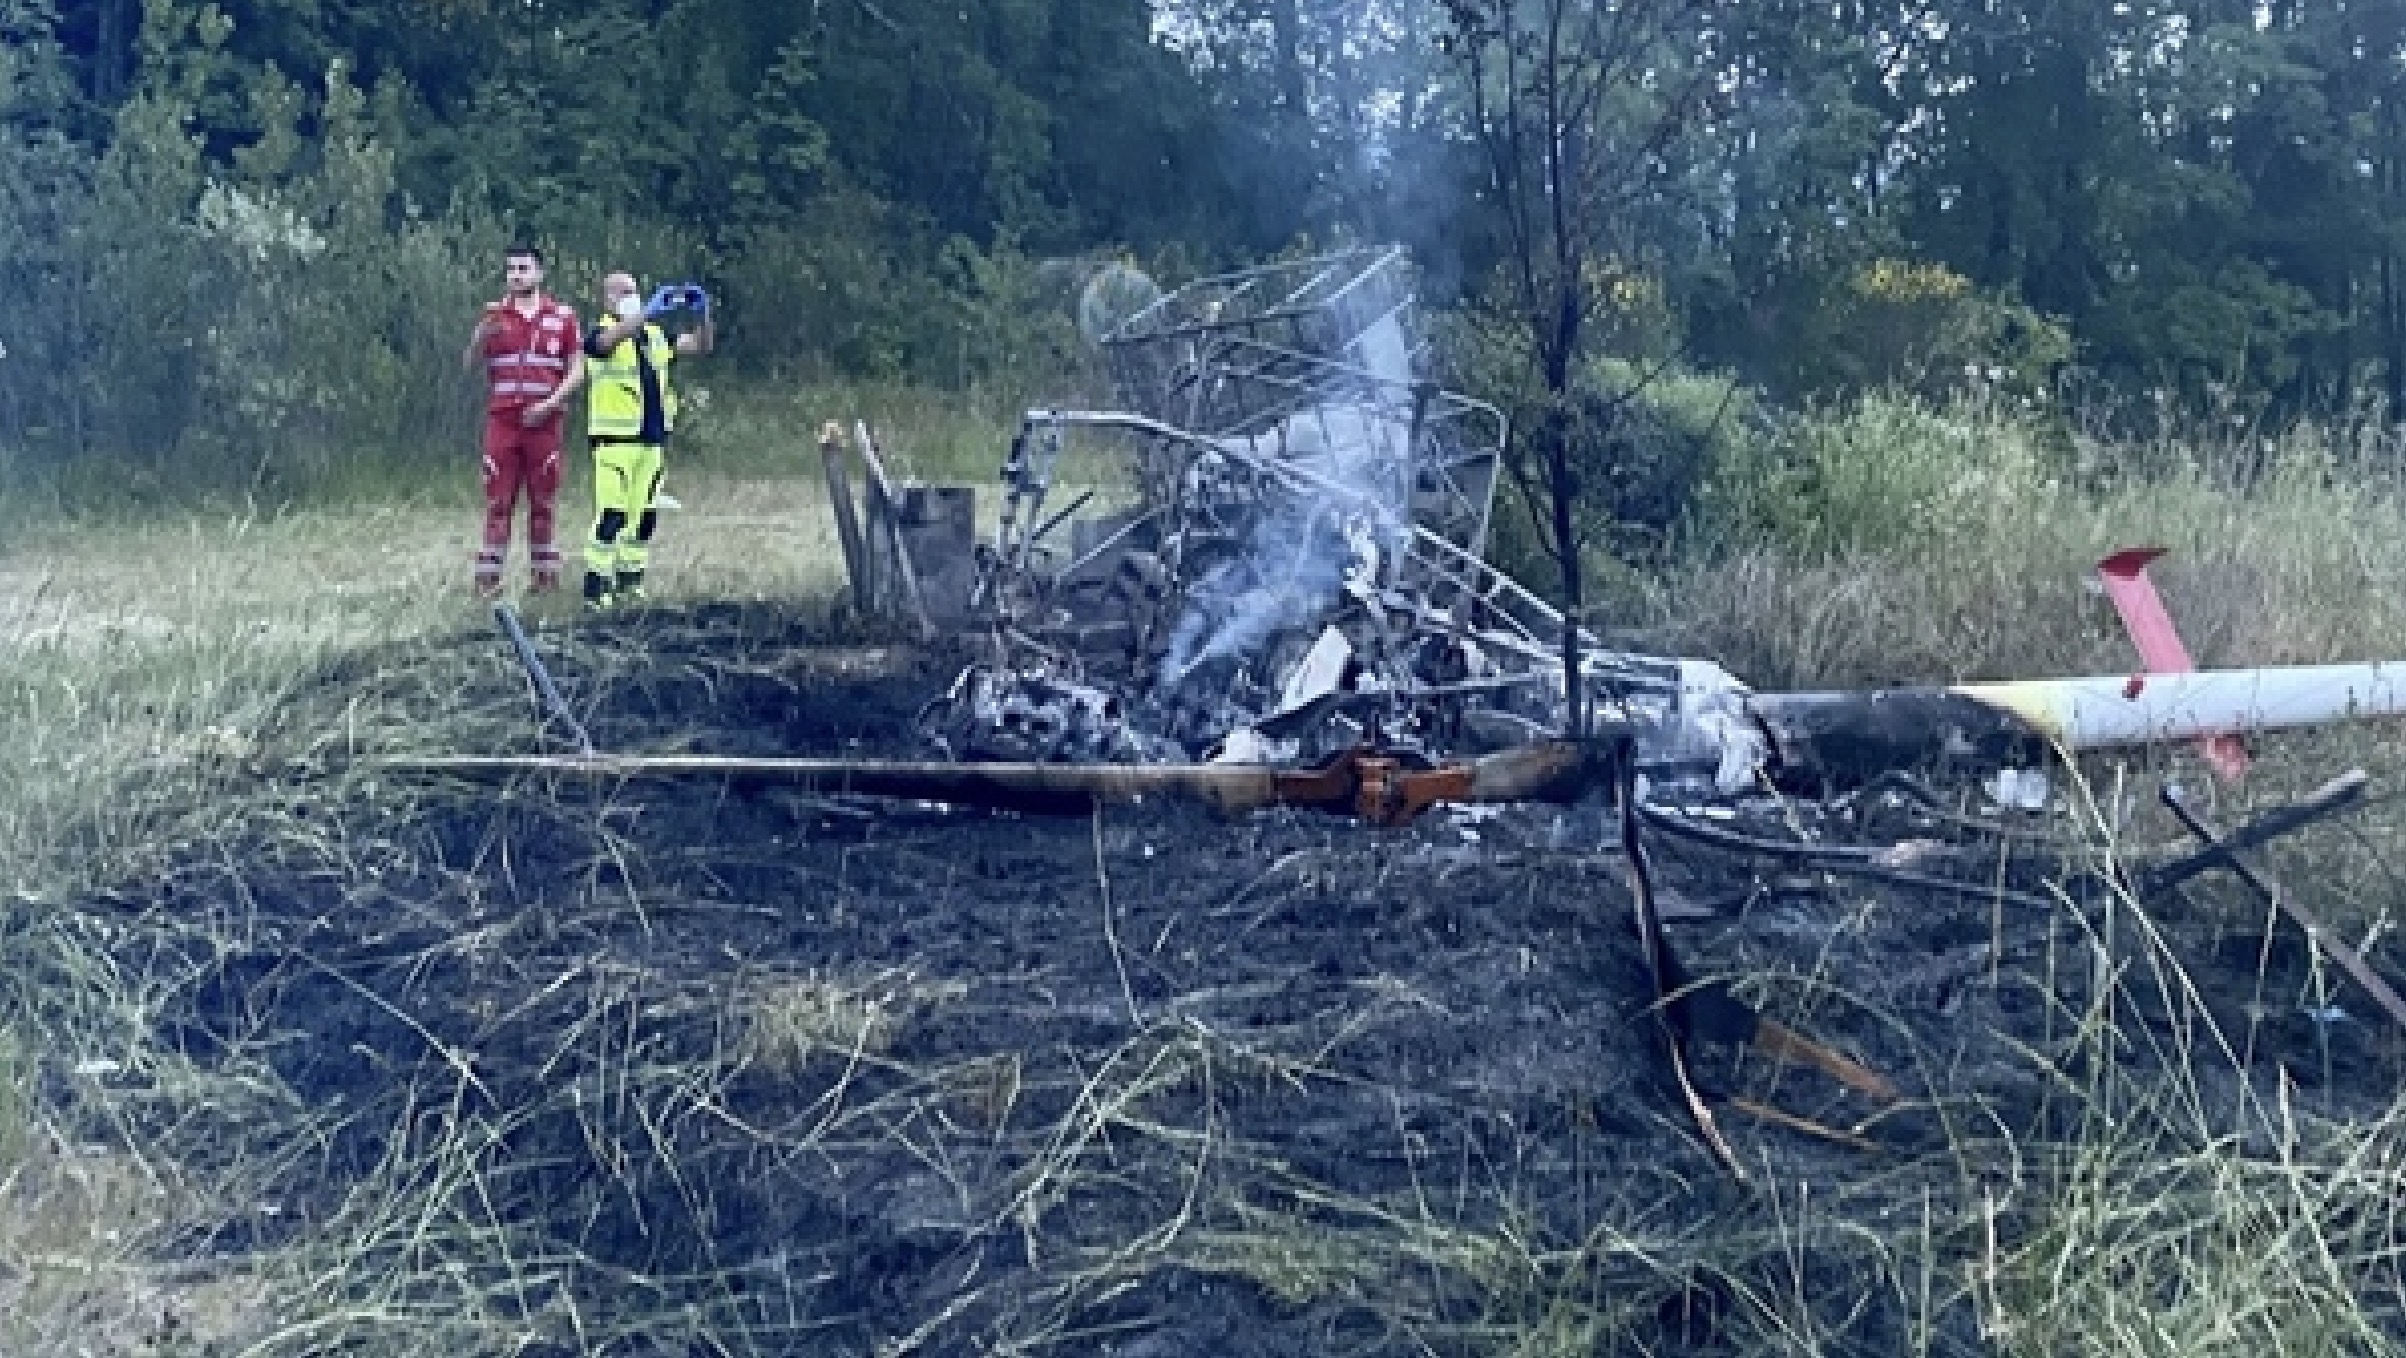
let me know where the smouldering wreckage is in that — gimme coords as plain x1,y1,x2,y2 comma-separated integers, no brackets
399,247,2406,1167
419,246,2406,810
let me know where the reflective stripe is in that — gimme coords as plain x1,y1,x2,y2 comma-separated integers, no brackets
484,297,577,406
585,321,674,439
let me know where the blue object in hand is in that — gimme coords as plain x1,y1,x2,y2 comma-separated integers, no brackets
685,286,711,319
645,284,680,319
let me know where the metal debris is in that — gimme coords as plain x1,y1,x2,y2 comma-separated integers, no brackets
495,603,593,756
390,739,1597,826
2145,769,2370,898
2158,775,2406,1035
946,246,1750,779
2096,548,2249,780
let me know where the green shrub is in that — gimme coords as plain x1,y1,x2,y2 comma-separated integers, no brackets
715,200,1086,393
1787,257,2073,404
3,59,504,504
1444,322,1768,598
1574,359,1763,562
1696,391,2065,564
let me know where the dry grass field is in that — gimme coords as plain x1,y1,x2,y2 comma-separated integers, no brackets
9,395,2406,1355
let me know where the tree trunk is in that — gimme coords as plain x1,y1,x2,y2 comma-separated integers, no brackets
1542,278,1588,736
1548,414,1586,737
2386,120,2405,424
95,0,137,105
2385,246,2404,423
1269,0,1310,123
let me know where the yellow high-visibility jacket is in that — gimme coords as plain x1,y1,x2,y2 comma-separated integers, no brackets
584,319,678,441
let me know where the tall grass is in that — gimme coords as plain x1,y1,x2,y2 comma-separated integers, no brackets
674,376,1035,485
1657,392,2406,690
0,469,887,901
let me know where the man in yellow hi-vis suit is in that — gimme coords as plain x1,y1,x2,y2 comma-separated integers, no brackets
581,271,715,609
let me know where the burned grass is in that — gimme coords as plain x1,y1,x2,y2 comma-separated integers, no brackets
11,601,2406,1355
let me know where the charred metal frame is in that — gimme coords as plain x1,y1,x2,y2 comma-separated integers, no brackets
944,246,1771,774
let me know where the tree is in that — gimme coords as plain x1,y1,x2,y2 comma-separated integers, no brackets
1150,0,1346,250
1439,0,1730,733
1870,0,2401,421
1684,0,1929,393
0,0,91,465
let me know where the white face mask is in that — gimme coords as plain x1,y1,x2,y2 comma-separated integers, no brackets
613,293,645,322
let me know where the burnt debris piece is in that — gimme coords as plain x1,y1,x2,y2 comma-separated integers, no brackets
397,738,1601,826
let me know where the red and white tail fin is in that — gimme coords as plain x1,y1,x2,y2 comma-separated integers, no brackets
2095,548,2249,781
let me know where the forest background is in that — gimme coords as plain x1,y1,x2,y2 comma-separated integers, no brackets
1,0,2401,531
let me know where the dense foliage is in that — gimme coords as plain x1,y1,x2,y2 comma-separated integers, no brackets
0,0,2400,493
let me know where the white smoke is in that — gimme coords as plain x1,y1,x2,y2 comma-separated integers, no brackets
1156,509,1352,684
1154,311,1419,690
1077,262,1162,346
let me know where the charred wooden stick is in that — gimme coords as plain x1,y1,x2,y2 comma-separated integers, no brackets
1748,1018,1900,1103
1615,743,1748,1184
817,422,874,617
1030,488,1095,553
2160,779,2406,1034
2144,769,2368,897
492,603,592,756
853,421,937,641
1649,963,1900,1104
1610,740,1896,1179
1725,1097,1881,1153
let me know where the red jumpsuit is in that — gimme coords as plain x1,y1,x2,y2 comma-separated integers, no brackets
476,297,580,590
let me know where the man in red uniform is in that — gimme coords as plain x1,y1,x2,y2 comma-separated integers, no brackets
465,244,584,596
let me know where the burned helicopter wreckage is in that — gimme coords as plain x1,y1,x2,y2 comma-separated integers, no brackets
898,245,2406,803
405,245,2406,817
918,246,1546,771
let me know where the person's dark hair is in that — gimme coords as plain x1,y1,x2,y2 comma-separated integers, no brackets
505,243,544,264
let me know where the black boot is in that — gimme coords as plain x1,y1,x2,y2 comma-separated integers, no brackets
614,570,646,602
582,570,613,611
